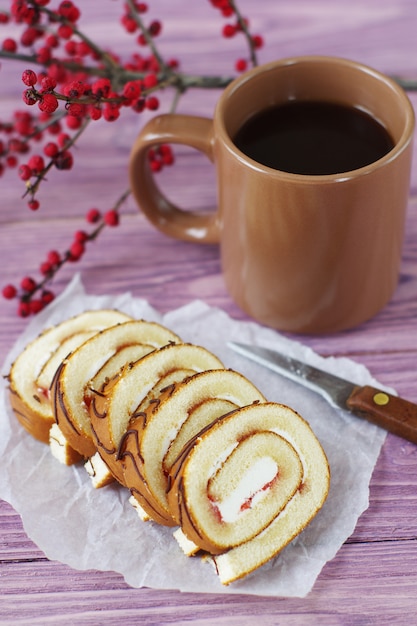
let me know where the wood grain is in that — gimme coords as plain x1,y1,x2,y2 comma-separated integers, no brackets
1,0,417,623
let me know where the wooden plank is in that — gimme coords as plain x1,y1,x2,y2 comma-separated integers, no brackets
1,542,417,623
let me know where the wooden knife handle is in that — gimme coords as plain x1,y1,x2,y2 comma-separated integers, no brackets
346,385,417,444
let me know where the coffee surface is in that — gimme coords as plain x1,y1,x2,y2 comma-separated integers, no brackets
233,101,394,175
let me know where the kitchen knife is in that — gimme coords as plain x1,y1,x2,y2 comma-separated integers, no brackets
228,341,417,444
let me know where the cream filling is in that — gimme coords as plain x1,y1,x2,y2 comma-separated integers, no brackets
212,457,278,523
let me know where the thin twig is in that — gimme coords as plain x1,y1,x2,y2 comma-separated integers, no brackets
229,0,258,67
125,0,170,77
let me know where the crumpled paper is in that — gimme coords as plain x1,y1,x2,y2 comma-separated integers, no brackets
0,274,388,597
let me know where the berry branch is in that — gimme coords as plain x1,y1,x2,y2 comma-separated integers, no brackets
1,1,265,316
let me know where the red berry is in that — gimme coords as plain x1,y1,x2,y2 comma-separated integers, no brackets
104,210,119,227
19,164,32,180
40,76,57,92
57,133,70,148
64,40,77,56
132,98,146,113
69,240,85,261
150,158,162,173
64,80,85,98
123,80,142,101
88,104,102,121
38,93,59,113
40,261,53,275
145,96,159,111
86,208,101,223
66,102,86,118
235,58,248,72
149,20,162,37
6,155,18,168
161,151,174,166
22,69,37,86
252,34,264,49
58,1,80,22
76,41,90,57
29,299,44,314
143,73,158,89
65,115,82,129
37,46,51,64
47,250,61,265
221,7,233,17
57,24,73,40
9,139,27,154
21,276,37,292
22,89,38,106
55,150,73,170
14,111,33,136
121,15,137,33
21,27,39,47
103,104,120,122
41,290,55,305
47,63,67,84
2,38,17,53
222,24,236,38
28,154,45,174
92,78,111,98
47,120,62,135
46,34,59,48
74,229,88,243
43,142,59,158
28,199,40,211
2,284,17,300
159,144,173,158
18,301,31,317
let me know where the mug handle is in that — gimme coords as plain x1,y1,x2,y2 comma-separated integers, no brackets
129,114,220,244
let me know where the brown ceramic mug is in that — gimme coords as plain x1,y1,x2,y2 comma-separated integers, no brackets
129,56,415,334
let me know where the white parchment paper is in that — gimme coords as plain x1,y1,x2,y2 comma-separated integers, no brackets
0,274,388,597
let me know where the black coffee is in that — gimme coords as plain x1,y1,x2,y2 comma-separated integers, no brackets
233,101,394,175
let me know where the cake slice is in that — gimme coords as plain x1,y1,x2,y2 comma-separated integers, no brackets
8,309,132,443
168,402,330,584
51,320,181,458
89,342,224,487
120,369,266,526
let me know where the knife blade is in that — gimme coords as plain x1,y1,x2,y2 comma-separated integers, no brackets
228,341,417,445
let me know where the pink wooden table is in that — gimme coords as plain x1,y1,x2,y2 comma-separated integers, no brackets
1,1,417,623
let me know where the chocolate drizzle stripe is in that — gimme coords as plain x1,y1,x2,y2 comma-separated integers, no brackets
50,359,65,393
90,420,116,454
124,446,146,482
11,407,33,425
90,395,108,419
177,476,184,528
120,431,174,522
149,398,161,413
55,382,82,436
117,428,144,464
88,386,107,398
159,382,176,397
130,488,169,520
129,410,147,427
